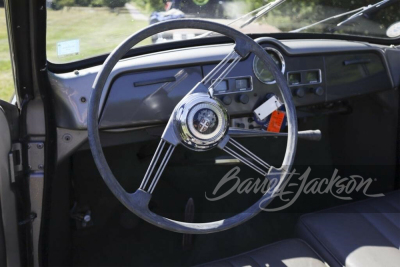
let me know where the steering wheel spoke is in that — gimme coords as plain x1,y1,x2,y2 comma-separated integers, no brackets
139,139,175,194
201,49,242,97
218,136,271,177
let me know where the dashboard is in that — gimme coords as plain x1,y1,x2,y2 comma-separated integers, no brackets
48,37,399,130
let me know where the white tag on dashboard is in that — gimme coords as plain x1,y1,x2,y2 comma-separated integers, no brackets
57,39,80,57
253,95,283,121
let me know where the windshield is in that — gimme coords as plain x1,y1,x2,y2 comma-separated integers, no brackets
47,0,400,63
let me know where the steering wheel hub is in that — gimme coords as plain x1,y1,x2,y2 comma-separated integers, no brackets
175,94,228,151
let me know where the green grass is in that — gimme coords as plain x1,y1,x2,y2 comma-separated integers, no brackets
0,6,151,101
47,7,151,63
0,8,13,102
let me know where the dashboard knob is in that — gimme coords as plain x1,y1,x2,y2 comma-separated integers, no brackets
222,95,232,105
239,94,249,104
312,87,324,96
293,88,305,98
265,93,275,101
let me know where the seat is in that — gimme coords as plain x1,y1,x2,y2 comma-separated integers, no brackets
197,239,327,267
297,190,400,267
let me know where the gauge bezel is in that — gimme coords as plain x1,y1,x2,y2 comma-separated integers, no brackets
253,47,286,85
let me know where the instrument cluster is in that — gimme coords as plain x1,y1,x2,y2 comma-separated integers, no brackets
253,47,285,85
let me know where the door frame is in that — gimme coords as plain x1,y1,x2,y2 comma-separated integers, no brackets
3,0,57,266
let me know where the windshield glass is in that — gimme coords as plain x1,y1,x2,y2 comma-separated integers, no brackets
47,0,400,63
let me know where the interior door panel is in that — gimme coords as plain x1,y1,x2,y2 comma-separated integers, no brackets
0,103,20,266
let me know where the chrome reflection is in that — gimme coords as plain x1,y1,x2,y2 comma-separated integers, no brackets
174,93,229,151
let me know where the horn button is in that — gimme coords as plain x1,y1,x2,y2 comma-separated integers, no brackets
193,108,218,134
175,94,228,151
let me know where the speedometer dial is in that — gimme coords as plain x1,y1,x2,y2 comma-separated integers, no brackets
253,47,285,84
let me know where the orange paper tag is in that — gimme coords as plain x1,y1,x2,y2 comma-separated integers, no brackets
267,111,285,133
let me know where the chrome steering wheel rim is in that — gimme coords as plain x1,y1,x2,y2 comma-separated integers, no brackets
88,19,298,234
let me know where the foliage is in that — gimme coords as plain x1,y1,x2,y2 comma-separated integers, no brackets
244,0,398,23
52,0,130,9
102,0,130,8
130,0,400,36
0,8,14,101
91,0,104,7
131,0,165,13
75,0,92,6
147,0,166,11
242,0,400,37
52,0,75,10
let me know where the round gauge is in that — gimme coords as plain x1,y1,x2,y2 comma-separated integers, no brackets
253,47,285,84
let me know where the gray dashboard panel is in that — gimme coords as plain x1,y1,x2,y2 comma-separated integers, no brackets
100,67,203,128
48,38,396,130
48,43,234,129
386,48,400,88
325,52,392,101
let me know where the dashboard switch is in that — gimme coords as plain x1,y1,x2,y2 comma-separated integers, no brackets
293,88,305,98
222,95,232,105
238,94,249,104
312,87,324,96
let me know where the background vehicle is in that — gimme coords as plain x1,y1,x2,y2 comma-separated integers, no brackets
149,0,228,43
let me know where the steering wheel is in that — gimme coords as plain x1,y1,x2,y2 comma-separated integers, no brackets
88,19,297,234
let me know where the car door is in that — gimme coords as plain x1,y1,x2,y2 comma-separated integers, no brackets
0,99,21,266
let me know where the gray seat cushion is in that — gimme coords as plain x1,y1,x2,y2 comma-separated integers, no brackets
297,190,400,267
197,239,327,267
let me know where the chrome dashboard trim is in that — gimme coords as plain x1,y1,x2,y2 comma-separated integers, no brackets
211,75,254,95
253,47,286,84
286,69,322,87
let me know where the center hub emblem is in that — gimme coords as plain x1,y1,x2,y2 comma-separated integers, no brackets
175,94,229,151
193,108,218,134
